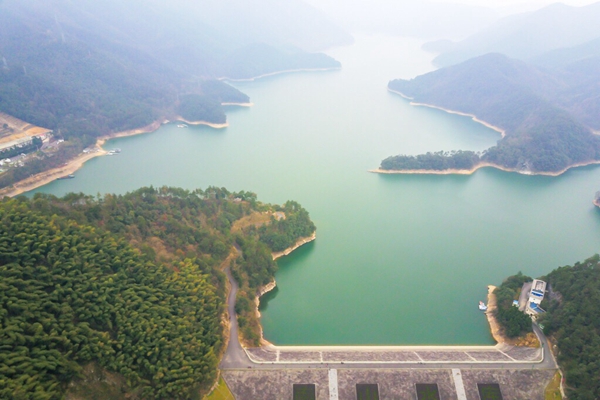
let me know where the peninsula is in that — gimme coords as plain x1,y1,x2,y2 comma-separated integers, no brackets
381,53,600,175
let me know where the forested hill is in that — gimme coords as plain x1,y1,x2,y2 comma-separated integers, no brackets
537,255,600,399
0,186,316,399
385,53,600,173
0,0,346,140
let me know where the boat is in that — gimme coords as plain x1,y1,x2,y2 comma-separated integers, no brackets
57,174,75,180
479,301,488,311
177,124,188,128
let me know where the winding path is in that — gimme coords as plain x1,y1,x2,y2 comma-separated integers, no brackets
220,264,253,369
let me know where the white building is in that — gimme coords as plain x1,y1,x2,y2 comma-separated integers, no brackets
526,279,547,317
528,279,547,305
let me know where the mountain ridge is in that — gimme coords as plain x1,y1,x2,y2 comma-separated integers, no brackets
432,2,600,67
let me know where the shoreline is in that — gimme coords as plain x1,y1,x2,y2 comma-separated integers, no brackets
255,280,277,347
0,149,108,198
252,231,317,348
221,102,254,107
1,65,337,196
485,285,507,344
594,198,600,208
218,67,341,82
388,88,506,138
369,162,503,176
0,120,163,198
370,159,600,177
388,89,414,101
272,232,317,260
0,116,232,198
174,116,228,129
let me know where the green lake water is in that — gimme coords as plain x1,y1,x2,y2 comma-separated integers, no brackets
30,35,600,345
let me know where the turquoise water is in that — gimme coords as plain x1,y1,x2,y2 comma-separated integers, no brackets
30,35,600,345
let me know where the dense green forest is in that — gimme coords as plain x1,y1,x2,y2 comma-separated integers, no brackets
539,255,600,400
232,235,279,346
386,53,600,173
0,186,316,398
493,273,533,338
258,201,316,252
177,95,226,124
380,150,479,171
229,201,317,346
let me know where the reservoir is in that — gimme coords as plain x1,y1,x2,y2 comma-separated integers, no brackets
30,35,600,345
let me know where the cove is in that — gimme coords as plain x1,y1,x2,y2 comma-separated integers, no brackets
29,35,600,345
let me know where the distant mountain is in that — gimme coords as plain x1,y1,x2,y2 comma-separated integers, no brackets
387,53,600,173
306,0,499,40
192,0,353,53
531,37,600,69
0,0,349,188
215,43,340,80
432,2,600,67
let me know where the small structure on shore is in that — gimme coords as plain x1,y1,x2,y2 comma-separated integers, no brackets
526,279,547,317
56,174,75,180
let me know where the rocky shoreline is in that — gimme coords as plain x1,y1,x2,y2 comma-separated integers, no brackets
255,280,277,346
370,159,600,177
485,285,506,344
253,231,317,346
218,67,341,82
0,116,230,198
174,116,228,129
272,232,317,260
388,88,506,137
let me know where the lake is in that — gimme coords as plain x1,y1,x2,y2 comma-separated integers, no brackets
31,35,600,345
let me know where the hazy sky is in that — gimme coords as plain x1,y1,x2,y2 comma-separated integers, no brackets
433,0,599,13
431,0,596,5
303,0,600,39
307,0,600,14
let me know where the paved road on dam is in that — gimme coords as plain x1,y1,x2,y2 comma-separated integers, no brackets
219,264,557,372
